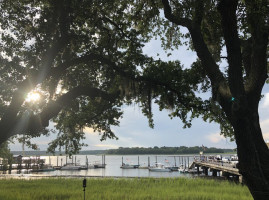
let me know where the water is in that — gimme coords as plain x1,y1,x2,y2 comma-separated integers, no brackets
2,155,197,178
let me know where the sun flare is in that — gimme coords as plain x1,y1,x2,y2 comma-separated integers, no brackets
26,92,41,102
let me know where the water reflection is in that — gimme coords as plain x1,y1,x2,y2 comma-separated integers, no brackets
1,155,195,178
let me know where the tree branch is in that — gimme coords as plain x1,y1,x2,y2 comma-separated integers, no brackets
244,0,268,98
161,0,192,28
161,0,233,119
193,0,204,25
5,86,119,141
162,0,228,94
241,38,252,78
39,86,118,127
218,0,245,97
0,39,65,127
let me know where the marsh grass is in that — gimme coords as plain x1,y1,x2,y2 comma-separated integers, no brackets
0,177,252,200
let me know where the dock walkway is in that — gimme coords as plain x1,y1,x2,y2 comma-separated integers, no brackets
191,160,242,182
192,161,240,175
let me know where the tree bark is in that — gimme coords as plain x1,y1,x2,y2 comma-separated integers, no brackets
230,105,269,199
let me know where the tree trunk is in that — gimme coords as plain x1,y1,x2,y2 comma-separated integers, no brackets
232,108,269,199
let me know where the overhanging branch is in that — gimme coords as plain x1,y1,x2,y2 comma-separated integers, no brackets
19,86,119,136
162,0,192,28
161,0,229,99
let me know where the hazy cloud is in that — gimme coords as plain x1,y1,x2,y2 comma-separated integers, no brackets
94,144,118,149
261,119,269,141
262,93,269,108
206,132,225,144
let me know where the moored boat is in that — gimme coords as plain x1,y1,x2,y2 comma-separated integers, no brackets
166,166,179,171
61,163,81,170
94,163,106,168
121,163,140,169
178,165,188,173
149,163,171,172
32,164,56,172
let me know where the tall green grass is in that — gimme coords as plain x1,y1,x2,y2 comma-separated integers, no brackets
0,177,252,200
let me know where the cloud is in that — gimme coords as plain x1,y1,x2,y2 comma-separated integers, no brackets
84,127,98,135
34,140,51,145
206,133,225,143
94,144,118,149
261,119,269,141
262,93,269,108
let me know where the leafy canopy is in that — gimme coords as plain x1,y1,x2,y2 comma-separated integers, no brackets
1,0,268,154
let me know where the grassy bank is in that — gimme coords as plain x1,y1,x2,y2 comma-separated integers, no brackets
0,177,252,200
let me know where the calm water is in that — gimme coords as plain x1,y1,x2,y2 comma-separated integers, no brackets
3,155,198,178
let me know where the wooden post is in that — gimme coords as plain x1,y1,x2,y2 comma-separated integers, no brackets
57,156,59,167
28,158,31,170
138,156,139,165
148,157,150,167
239,175,243,183
204,167,208,176
122,156,123,166
187,157,189,168
75,156,77,166
155,156,157,163
174,156,176,167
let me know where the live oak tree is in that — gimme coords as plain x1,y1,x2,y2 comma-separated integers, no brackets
139,0,269,199
0,0,148,154
0,0,268,199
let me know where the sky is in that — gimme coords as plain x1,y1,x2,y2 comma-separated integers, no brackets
10,38,269,152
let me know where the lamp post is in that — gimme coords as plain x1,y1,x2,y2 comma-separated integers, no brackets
83,178,87,200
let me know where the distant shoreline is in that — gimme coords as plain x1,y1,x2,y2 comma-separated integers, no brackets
11,146,235,156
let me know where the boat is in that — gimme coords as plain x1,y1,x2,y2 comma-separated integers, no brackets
187,167,198,173
93,161,106,168
121,163,140,169
179,166,198,174
163,160,179,171
60,163,81,170
79,165,88,170
87,164,95,169
178,165,188,173
230,155,239,168
94,163,106,168
149,163,171,172
32,164,55,172
166,166,179,171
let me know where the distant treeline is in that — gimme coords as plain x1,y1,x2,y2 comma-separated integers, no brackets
105,146,234,155
11,146,234,156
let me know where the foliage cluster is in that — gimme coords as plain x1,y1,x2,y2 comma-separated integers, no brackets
0,0,236,154
0,142,13,170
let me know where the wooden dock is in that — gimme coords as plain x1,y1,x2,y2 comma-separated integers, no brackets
191,160,242,182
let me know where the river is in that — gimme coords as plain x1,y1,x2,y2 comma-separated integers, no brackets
1,155,199,178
